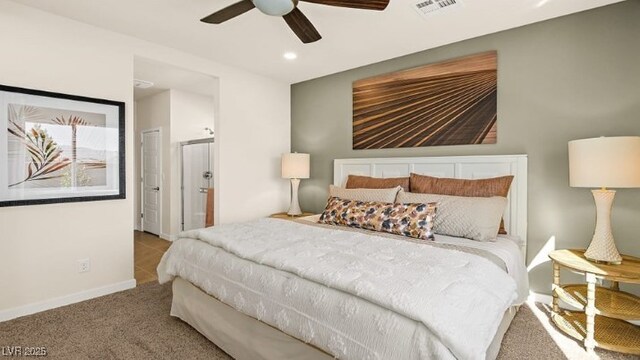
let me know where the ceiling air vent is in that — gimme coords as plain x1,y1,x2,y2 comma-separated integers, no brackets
133,79,154,89
413,0,462,18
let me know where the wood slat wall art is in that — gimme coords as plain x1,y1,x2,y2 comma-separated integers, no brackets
352,51,498,149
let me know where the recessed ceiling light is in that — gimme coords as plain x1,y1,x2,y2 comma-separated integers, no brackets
283,52,297,60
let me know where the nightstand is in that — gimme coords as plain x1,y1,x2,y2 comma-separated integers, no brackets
270,212,315,220
548,249,640,355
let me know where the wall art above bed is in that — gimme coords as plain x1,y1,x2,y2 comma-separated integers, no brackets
0,84,125,207
352,51,497,149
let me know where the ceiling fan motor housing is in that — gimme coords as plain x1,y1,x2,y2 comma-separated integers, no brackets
252,0,297,16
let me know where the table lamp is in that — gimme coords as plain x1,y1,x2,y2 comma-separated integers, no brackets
568,136,640,264
282,153,310,216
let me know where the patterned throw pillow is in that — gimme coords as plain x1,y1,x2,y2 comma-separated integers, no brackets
319,197,437,241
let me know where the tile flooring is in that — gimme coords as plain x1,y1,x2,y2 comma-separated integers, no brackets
134,231,171,284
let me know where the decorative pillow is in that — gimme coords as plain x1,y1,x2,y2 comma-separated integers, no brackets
329,185,400,203
346,175,410,192
409,173,513,234
319,197,437,241
397,190,507,242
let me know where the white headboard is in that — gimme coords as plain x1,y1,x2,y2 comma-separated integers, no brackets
334,155,528,256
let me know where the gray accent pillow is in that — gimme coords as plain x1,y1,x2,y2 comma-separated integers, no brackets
329,185,400,203
396,190,507,242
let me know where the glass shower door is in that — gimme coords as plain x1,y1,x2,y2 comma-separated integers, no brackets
181,139,214,231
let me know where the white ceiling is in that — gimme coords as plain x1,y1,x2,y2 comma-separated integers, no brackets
133,57,218,100
13,0,625,84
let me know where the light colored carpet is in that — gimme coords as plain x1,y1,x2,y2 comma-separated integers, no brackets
0,283,636,359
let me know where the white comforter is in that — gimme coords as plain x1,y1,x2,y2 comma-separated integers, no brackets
158,218,518,360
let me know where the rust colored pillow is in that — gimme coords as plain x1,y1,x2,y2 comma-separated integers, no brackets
346,175,410,192
409,173,514,234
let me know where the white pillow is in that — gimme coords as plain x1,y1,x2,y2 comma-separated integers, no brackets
396,190,507,242
329,185,400,203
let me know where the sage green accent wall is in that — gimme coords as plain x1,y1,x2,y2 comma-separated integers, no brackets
291,1,640,296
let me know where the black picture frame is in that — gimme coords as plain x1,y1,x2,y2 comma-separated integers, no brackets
0,84,126,207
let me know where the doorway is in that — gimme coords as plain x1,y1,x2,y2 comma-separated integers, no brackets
141,128,162,235
133,56,219,239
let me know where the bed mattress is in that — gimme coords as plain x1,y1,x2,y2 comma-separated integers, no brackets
158,218,528,360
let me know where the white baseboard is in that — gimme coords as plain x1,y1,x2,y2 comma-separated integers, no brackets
0,279,136,323
160,232,177,242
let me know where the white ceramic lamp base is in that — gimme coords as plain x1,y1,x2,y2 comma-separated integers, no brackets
584,189,622,265
287,178,302,216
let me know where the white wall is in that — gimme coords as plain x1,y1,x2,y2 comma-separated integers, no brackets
216,77,291,223
0,1,290,319
170,89,216,142
134,91,171,233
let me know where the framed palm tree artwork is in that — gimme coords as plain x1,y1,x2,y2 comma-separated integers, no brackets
0,84,125,207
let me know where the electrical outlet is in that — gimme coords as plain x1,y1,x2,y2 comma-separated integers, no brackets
78,258,91,273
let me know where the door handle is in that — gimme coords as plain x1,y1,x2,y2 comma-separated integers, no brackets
199,187,209,194
152,187,160,191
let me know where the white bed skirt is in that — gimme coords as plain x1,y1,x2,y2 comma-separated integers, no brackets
170,277,518,360
171,277,332,360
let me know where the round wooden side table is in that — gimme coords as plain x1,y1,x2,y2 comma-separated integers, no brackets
548,249,640,355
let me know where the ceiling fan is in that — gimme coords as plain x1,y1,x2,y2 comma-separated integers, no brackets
200,0,390,44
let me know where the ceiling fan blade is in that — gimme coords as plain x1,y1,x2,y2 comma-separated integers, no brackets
300,0,389,11
283,8,322,44
200,0,255,24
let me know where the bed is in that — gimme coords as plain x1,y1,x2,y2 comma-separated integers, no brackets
158,155,529,360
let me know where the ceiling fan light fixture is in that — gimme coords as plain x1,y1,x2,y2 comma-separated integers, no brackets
252,0,296,16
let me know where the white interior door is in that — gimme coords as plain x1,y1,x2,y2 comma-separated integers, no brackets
142,130,161,235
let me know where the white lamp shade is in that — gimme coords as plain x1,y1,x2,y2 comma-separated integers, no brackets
569,136,640,188
282,153,310,179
